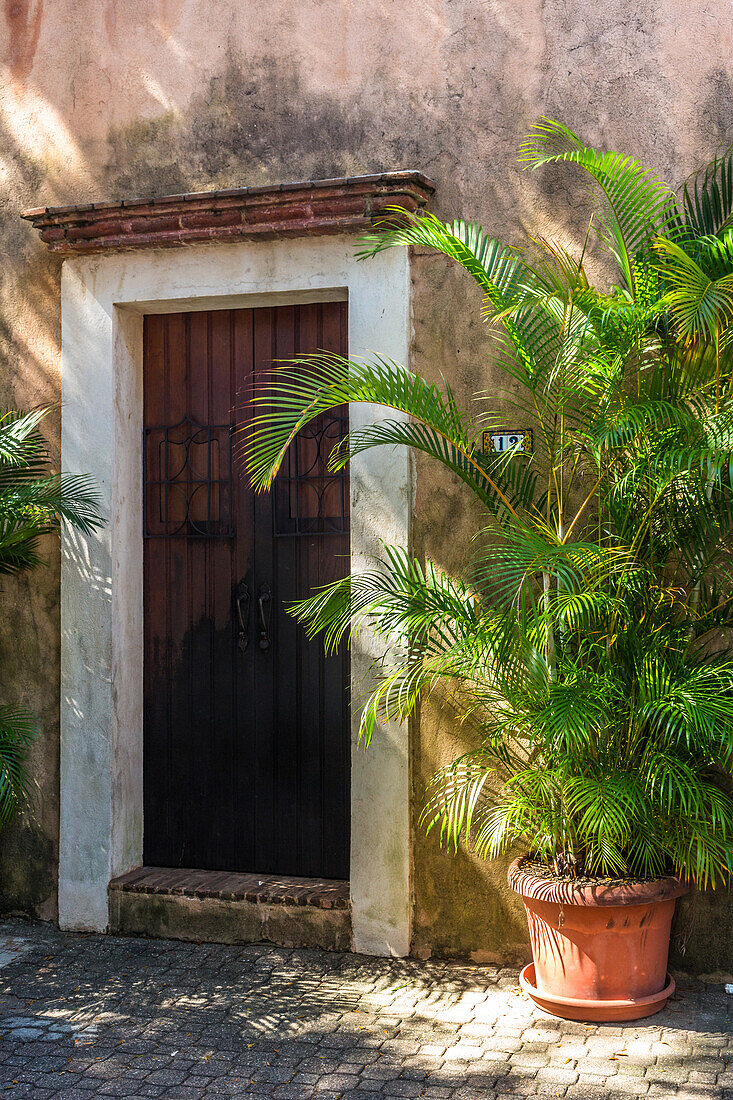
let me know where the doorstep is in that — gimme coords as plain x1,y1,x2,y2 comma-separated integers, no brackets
108,867,351,951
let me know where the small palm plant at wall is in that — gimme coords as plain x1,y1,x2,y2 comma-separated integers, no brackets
0,406,103,824
248,120,733,1020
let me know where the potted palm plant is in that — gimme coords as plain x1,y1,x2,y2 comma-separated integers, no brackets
247,120,733,1020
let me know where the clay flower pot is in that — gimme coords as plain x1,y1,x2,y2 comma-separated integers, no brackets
508,857,688,1021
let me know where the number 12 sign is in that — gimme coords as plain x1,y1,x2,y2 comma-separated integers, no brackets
482,429,534,455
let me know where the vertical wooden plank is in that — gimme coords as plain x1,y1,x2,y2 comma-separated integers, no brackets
252,307,278,871
271,305,299,872
184,310,212,866
233,307,256,870
162,312,191,865
207,309,236,869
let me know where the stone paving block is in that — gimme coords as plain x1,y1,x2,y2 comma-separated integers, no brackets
361,1064,402,1081
480,1055,514,1074
314,1073,361,1090
581,1056,620,1076
418,1043,447,1057
482,1035,523,1053
547,1051,574,1069
645,1063,690,1086
552,1040,590,1059
521,1023,556,1038
690,1057,729,1075
571,1083,617,1100
397,1068,429,1080
608,1077,650,1095
52,1086,97,1098
493,1077,538,1095
443,1044,485,1061
652,1039,693,1058
460,1021,495,1038
616,1061,648,1078
157,1088,206,1100
535,1064,580,1086
510,1049,550,1068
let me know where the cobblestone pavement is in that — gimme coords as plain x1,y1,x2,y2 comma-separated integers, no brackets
0,920,731,1099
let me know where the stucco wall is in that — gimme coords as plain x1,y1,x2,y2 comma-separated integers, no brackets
1,0,732,970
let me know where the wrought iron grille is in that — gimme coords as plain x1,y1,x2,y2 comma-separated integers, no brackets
144,415,234,538
274,409,349,536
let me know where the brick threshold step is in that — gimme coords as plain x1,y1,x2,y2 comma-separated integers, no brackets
109,866,349,910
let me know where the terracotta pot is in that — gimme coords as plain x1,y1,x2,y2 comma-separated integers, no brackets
508,858,688,1021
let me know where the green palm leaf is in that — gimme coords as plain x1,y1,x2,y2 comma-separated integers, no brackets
247,354,531,522
683,146,733,237
0,706,37,824
359,208,527,304
654,235,733,342
520,118,674,292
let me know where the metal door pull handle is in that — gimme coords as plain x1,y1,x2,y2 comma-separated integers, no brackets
258,584,272,650
236,583,250,651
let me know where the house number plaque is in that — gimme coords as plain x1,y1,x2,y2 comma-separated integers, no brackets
482,429,534,454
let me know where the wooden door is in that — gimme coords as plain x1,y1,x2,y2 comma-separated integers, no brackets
142,303,350,880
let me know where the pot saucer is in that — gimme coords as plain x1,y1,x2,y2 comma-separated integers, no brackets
519,963,676,1022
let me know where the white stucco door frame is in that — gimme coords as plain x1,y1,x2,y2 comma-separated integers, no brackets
58,234,413,956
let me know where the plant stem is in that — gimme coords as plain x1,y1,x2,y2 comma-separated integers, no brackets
543,571,556,680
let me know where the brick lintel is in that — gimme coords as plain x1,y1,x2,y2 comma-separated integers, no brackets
22,171,435,255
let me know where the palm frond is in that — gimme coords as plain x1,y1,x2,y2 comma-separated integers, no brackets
358,208,527,304
683,146,733,237
654,235,733,342
0,707,37,824
520,118,674,292
247,354,532,522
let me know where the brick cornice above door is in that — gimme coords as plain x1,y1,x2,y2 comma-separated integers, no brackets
21,171,435,255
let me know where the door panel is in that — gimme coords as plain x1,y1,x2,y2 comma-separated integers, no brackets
143,302,350,879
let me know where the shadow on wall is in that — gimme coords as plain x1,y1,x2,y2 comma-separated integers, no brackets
0,98,65,918
102,53,474,212
409,687,530,965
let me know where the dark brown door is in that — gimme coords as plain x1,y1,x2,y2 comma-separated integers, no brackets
142,303,350,880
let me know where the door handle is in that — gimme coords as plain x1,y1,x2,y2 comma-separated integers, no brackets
236,582,250,652
258,583,272,650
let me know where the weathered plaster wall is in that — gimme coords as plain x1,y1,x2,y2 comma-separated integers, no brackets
1,0,733,969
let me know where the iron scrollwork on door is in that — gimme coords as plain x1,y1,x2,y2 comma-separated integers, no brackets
273,410,349,536
144,415,234,538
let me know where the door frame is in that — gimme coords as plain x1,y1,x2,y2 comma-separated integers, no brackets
59,235,413,956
